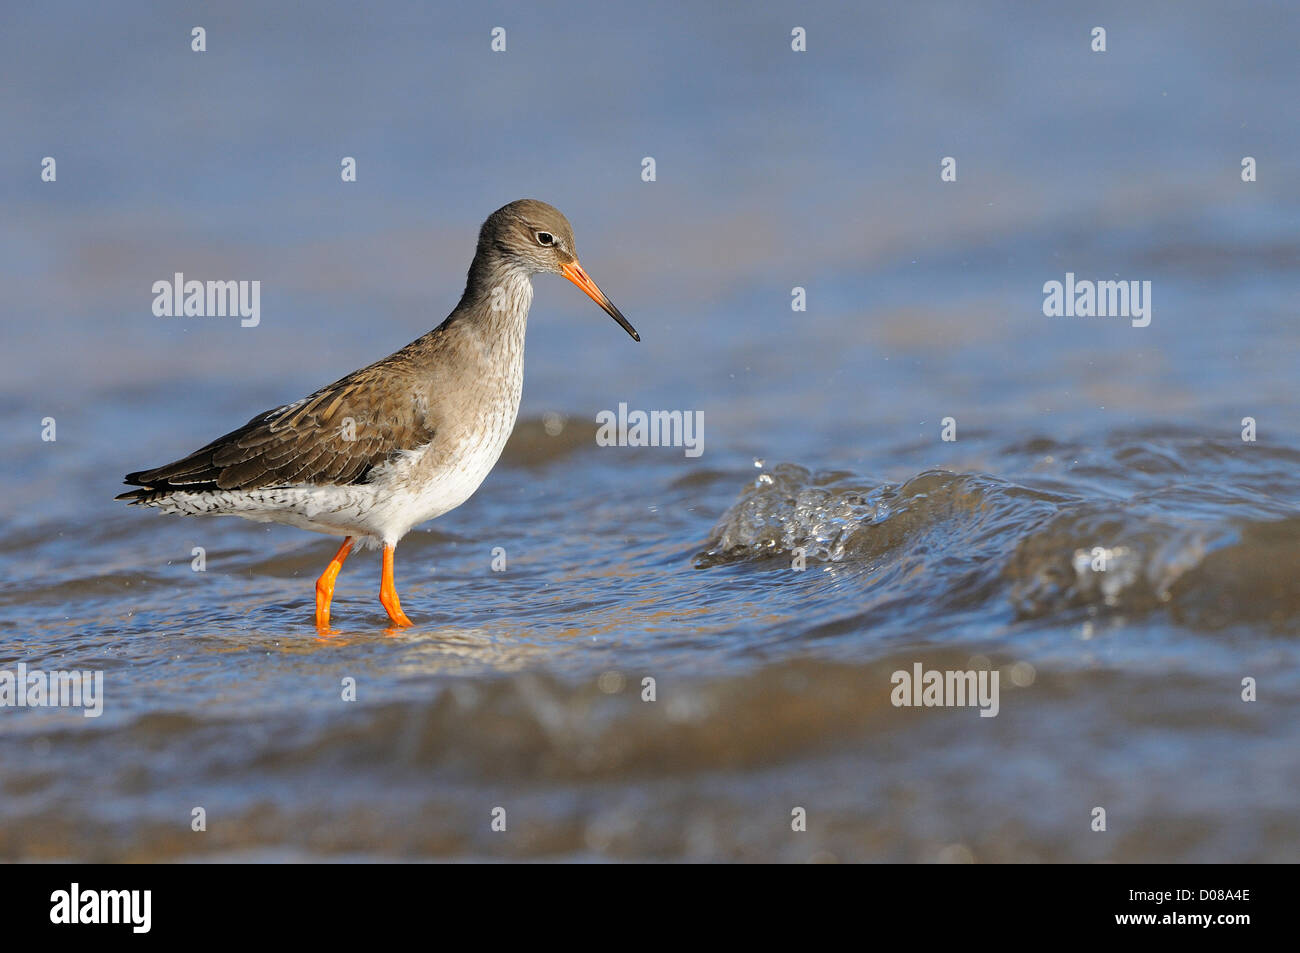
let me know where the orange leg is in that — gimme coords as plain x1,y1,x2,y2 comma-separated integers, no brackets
315,537,354,629
379,543,413,627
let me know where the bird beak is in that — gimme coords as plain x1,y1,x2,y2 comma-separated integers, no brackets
561,261,640,341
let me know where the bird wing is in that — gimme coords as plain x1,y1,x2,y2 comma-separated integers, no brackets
117,362,436,498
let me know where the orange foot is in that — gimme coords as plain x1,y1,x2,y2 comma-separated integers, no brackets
379,542,413,627
315,537,354,630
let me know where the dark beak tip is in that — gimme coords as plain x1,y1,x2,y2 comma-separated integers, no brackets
605,305,640,342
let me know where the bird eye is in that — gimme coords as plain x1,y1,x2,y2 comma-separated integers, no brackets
536,232,555,246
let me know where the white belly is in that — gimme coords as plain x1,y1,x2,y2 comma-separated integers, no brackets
375,416,517,539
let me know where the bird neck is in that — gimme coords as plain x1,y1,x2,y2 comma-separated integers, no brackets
454,253,534,335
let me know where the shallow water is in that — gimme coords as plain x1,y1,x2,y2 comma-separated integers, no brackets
2,1,1298,861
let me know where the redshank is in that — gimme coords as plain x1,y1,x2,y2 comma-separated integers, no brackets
117,199,639,629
